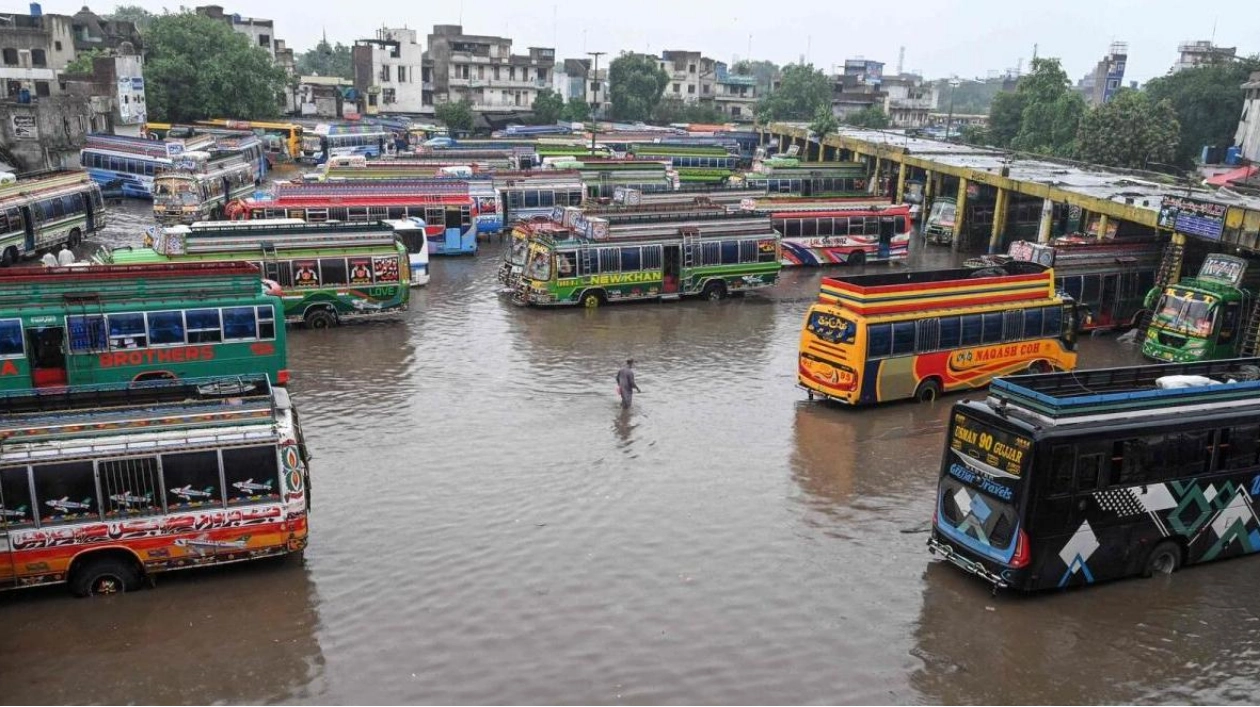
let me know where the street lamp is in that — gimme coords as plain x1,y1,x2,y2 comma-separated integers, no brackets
944,76,961,143
588,51,606,155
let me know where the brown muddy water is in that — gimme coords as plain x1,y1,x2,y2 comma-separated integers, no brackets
1,201,1257,705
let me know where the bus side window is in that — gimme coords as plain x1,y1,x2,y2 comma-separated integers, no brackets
1220,425,1260,470
960,315,982,346
891,321,915,355
1043,306,1063,336
1076,452,1105,492
938,316,960,349
1049,445,1074,495
0,318,24,358
867,323,892,358
1023,308,1044,338
0,466,34,526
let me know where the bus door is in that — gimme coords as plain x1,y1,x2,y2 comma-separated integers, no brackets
878,217,895,260
663,245,681,294
1098,274,1119,327
444,207,465,251
19,205,35,254
26,325,67,387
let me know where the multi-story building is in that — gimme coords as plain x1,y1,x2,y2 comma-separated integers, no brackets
831,59,886,120
554,58,608,117
1077,42,1128,106
352,28,427,115
1172,40,1237,73
293,76,353,118
195,6,280,60
426,24,554,113
713,61,756,119
1235,71,1260,164
658,50,716,103
880,73,933,128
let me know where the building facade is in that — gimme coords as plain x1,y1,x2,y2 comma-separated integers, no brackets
831,59,886,120
1236,72,1260,164
713,61,755,119
1172,40,1237,73
554,58,608,116
426,25,554,113
352,28,427,114
881,73,933,127
659,50,716,103
1078,42,1128,106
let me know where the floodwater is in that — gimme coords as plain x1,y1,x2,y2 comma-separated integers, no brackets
2,201,1259,704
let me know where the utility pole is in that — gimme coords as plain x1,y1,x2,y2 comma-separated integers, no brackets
588,50,606,155
945,76,961,143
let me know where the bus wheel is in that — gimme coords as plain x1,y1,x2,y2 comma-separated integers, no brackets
68,228,82,247
848,251,866,266
914,379,942,403
1026,360,1052,374
0,247,15,266
70,556,140,597
1143,541,1181,577
580,291,604,308
304,309,338,329
702,280,727,301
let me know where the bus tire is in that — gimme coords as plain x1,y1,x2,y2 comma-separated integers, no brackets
848,251,866,266
304,308,338,330
1142,541,1181,577
702,280,727,301
70,554,141,597
68,228,82,248
914,378,942,403
1,246,15,266
1026,360,1052,374
580,290,604,308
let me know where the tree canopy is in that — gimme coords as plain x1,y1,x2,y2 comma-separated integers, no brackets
106,4,154,31
435,99,475,132
844,105,889,129
1144,58,1260,166
296,39,353,80
531,88,565,125
754,63,831,123
143,12,288,122
608,53,669,122
562,96,591,122
809,105,839,138
651,97,722,125
981,58,1084,157
64,48,106,74
1074,90,1180,170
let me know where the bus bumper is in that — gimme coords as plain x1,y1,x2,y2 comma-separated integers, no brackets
928,534,1010,591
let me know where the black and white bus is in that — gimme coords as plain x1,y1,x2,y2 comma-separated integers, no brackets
929,358,1260,592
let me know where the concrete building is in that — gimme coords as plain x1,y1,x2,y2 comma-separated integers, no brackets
0,11,74,100
1236,71,1260,164
196,6,280,60
0,93,102,171
1078,42,1128,106
1172,40,1237,73
294,76,353,118
658,50,716,103
426,24,555,113
554,58,607,116
69,6,143,55
352,27,427,115
60,51,147,137
881,73,933,127
713,62,756,119
831,59,886,121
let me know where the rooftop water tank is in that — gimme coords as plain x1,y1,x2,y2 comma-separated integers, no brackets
29,3,41,17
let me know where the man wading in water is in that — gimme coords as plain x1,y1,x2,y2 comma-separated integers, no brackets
615,359,642,409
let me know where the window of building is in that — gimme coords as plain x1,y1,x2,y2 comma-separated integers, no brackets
259,34,271,48
380,65,391,82
492,66,500,81
383,87,396,104
34,81,49,97
688,64,696,73
30,49,45,67
732,106,742,117
688,84,695,94
398,65,406,82
673,83,680,93
1,49,16,66
702,84,709,94
54,41,62,51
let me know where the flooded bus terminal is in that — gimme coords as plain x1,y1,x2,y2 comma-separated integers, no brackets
2,200,1259,705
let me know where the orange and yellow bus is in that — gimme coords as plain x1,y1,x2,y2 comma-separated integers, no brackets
798,262,1080,405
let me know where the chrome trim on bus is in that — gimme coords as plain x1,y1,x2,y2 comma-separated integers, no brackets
928,536,1009,590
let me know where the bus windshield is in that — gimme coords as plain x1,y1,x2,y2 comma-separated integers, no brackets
153,177,199,205
938,410,1030,557
928,200,956,227
1155,289,1216,337
526,245,551,280
509,232,530,266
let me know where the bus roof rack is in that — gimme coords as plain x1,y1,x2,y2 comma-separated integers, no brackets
819,263,1054,316
986,358,1260,425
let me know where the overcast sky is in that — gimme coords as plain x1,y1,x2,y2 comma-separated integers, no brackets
47,0,1254,85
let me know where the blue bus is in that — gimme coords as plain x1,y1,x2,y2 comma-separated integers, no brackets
80,134,216,199
314,130,392,165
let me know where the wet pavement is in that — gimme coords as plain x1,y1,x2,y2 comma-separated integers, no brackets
2,201,1258,704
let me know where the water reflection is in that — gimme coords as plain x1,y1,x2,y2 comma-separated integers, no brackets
0,559,324,704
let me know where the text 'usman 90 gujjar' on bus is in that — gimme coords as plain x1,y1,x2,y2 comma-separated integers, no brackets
0,261,288,389
797,262,1080,405
929,358,1260,592
0,374,310,596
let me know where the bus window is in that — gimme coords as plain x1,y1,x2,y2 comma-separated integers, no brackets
34,460,99,524
1043,306,1063,335
67,315,107,352
1024,308,1044,338
1049,445,1074,496
107,312,147,349
867,323,892,358
801,219,816,237
938,316,961,348
319,258,348,285
785,219,801,237
99,456,162,518
720,241,739,265
701,242,719,265
185,309,223,343
620,246,641,271
739,241,758,263
223,446,281,505
1076,452,1105,492
147,310,186,345
162,450,223,508
891,321,916,355
960,315,982,346
1220,425,1260,470
223,307,258,340
0,319,23,357
0,467,34,526
598,248,619,272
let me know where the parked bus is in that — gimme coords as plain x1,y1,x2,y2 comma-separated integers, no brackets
311,130,392,165
107,220,414,328
81,134,219,199
741,164,867,197
923,194,1051,250
755,201,913,266
195,119,304,163
966,239,1162,331
797,263,1079,405
495,174,586,226
0,374,309,596
0,172,106,265
509,207,782,307
310,165,503,236
929,358,1260,592
152,152,257,225
211,134,269,180
242,181,478,256
0,261,287,389
1142,253,1258,363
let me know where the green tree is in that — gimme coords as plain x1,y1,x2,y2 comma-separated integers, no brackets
844,105,889,129
435,98,475,132
531,88,565,125
1008,58,1085,156
64,48,106,74
106,4,154,31
651,98,722,125
296,39,353,80
143,12,288,122
562,96,591,122
809,105,839,138
986,90,1026,146
1145,58,1260,166
608,53,669,122
754,63,831,123
1075,90,1181,170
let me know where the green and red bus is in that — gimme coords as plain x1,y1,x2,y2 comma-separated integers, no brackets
0,261,287,390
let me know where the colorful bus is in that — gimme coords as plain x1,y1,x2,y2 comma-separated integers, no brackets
756,201,913,266
0,261,287,389
929,358,1260,592
0,172,107,265
965,239,1162,331
196,119,304,163
0,374,309,596
797,263,1079,405
81,134,219,199
311,165,503,236
242,181,478,256
211,133,270,179
495,173,586,227
742,164,867,197
510,208,782,307
1142,254,1258,363
152,153,257,225
108,220,413,328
